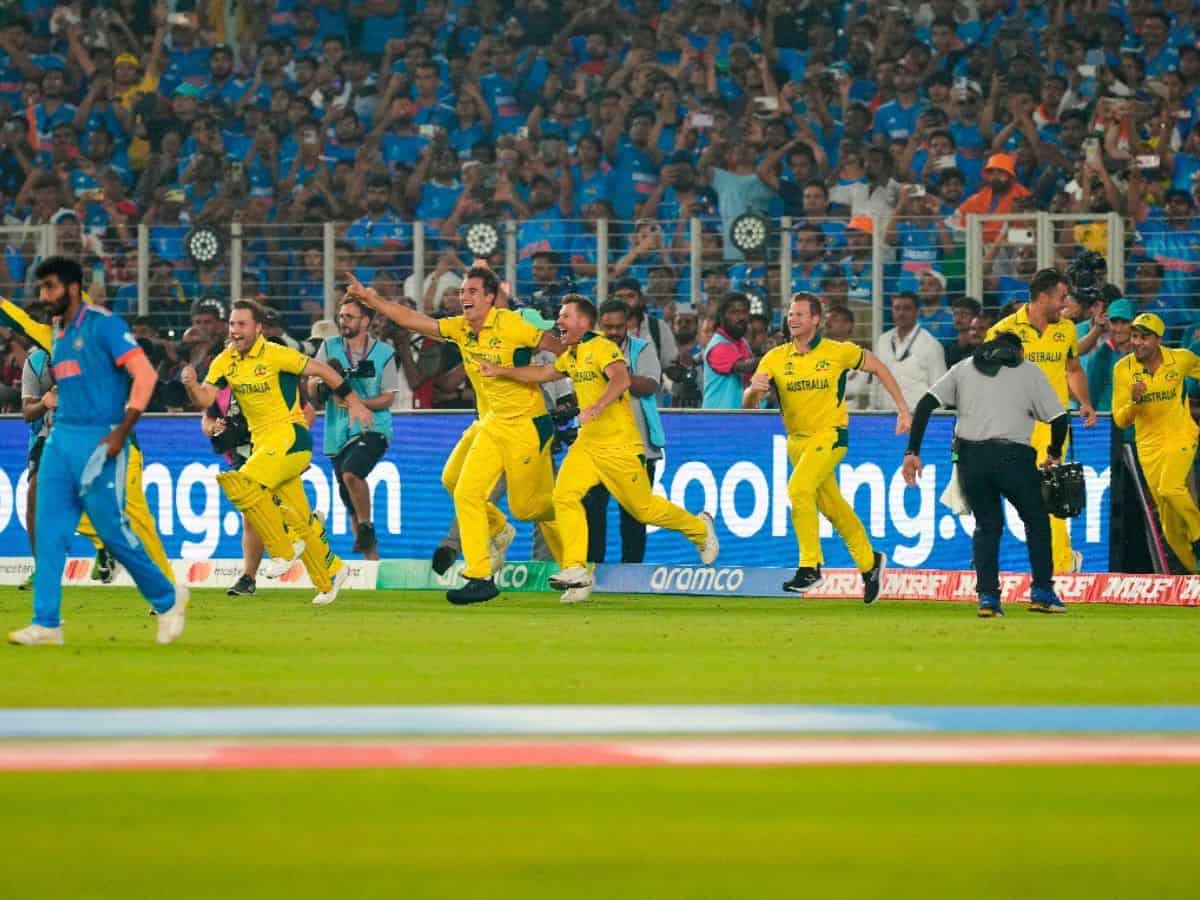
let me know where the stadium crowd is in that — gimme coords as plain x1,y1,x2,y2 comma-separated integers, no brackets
3,0,1200,414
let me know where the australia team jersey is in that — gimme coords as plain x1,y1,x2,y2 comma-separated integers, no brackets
438,307,548,422
52,305,143,427
987,305,1077,404
1112,347,1200,443
756,337,866,437
205,335,309,438
554,333,641,447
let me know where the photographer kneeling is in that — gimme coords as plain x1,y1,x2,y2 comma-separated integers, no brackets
902,332,1071,618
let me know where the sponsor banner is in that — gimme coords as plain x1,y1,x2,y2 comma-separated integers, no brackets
0,412,1113,572
881,569,956,602
377,558,557,592
1090,573,1181,606
0,558,378,591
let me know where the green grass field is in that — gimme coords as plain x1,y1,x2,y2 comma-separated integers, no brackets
0,586,1197,706
3,766,1198,899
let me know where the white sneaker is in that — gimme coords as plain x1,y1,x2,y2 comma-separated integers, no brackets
698,512,720,565
488,522,517,574
549,566,593,590
1071,551,1083,574
156,586,189,645
312,564,351,606
260,540,306,579
8,624,64,646
560,584,593,604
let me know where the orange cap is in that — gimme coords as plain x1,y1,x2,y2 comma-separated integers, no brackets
984,153,1017,176
847,214,873,234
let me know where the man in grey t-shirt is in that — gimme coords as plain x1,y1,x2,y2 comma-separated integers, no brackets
901,332,1071,618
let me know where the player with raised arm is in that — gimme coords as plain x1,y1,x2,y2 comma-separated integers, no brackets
744,294,911,602
9,257,186,646
478,295,719,603
182,299,373,606
347,266,565,606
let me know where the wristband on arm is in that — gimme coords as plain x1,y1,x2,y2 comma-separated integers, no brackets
334,381,353,399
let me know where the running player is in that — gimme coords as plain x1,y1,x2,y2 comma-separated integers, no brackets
181,299,372,606
478,295,720,603
744,294,910,601
1112,312,1200,571
346,266,565,605
987,268,1097,573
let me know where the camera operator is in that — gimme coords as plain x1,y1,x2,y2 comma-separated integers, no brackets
582,299,666,563
202,386,263,596
311,295,399,559
902,332,1071,618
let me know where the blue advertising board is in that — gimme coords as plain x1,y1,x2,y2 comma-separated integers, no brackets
0,411,1112,571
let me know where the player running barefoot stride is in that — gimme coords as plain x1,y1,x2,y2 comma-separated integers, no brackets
478,295,719,604
182,300,373,606
744,294,911,602
9,257,187,646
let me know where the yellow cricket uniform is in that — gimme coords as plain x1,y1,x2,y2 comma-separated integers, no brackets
988,305,1079,572
206,335,340,591
756,337,875,571
438,307,562,578
552,333,705,569
1112,348,1200,571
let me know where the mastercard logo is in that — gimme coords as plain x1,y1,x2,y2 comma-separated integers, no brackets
187,562,213,584
279,563,305,583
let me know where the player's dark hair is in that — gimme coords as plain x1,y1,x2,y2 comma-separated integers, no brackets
464,265,500,299
790,292,823,317
717,291,751,324
827,304,854,324
562,294,597,326
34,255,83,288
231,298,266,323
598,299,629,320
1028,267,1069,304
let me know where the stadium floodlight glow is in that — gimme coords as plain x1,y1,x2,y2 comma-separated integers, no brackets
464,221,500,259
185,225,223,266
730,213,768,254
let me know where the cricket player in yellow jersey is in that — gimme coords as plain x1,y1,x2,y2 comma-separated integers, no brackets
1111,313,1200,571
987,268,1097,573
745,295,911,600
478,296,719,603
1,296,173,585
348,266,565,605
182,299,374,605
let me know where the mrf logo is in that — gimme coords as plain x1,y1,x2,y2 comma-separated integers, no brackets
1096,575,1177,604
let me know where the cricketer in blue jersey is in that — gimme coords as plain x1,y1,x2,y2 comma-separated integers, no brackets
8,257,187,647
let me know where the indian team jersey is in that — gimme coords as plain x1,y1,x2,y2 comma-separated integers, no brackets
439,307,547,421
1112,348,1200,443
51,304,143,428
987,305,1077,404
205,335,309,438
756,336,866,437
554,333,641,446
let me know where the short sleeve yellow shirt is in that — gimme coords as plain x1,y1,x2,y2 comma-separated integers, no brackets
756,336,866,437
554,333,641,446
1112,347,1200,443
438,307,548,421
987,305,1077,404
205,335,309,438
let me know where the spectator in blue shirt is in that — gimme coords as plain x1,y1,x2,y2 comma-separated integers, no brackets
916,269,955,342
347,175,412,273
873,61,924,144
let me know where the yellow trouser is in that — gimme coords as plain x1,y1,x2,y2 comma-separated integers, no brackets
78,442,173,583
787,429,874,571
1140,438,1200,572
1031,421,1075,573
237,424,339,592
454,415,563,579
554,439,705,570
442,420,511,541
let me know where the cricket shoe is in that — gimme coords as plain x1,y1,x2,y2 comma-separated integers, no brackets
1029,587,1067,614
226,575,256,597
447,577,500,606
312,564,351,606
560,584,593,604
356,522,378,555
977,595,1004,618
783,567,823,594
489,522,517,573
549,567,593,590
697,512,719,565
862,552,887,605
156,586,189,645
431,545,457,576
17,572,33,592
91,549,116,583
260,540,305,579
8,624,64,646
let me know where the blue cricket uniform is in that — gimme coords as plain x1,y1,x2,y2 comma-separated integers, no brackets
32,305,175,628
